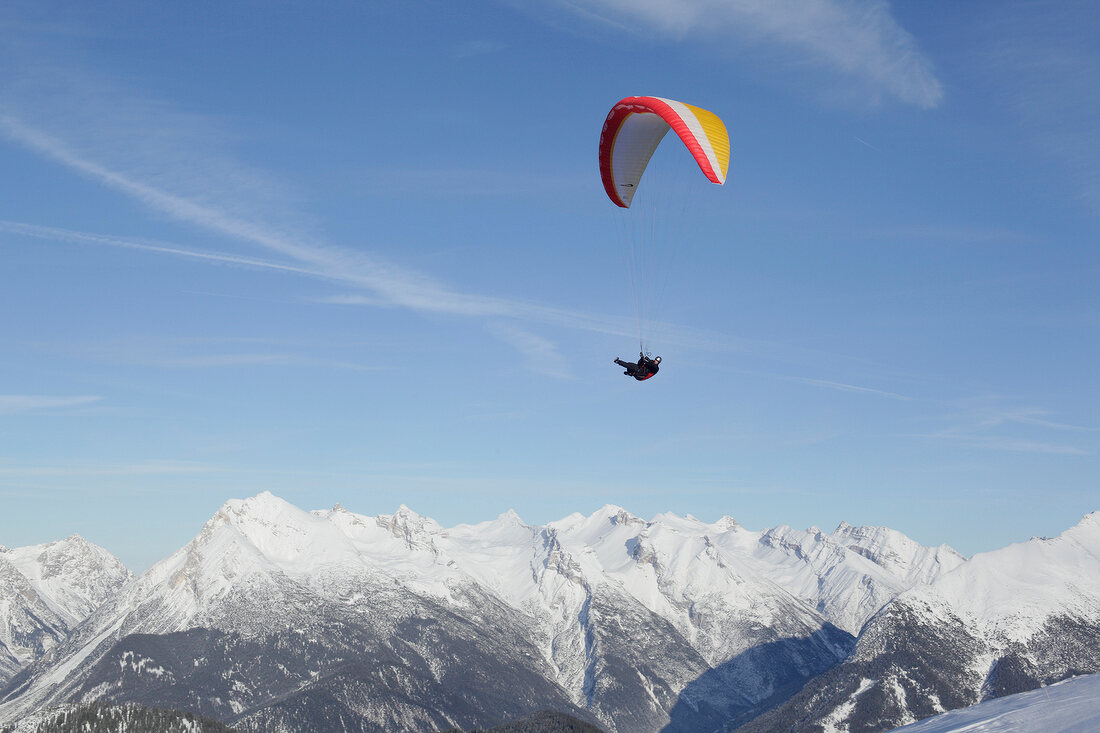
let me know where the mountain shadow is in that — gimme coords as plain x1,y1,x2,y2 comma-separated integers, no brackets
731,605,1100,733
661,624,855,733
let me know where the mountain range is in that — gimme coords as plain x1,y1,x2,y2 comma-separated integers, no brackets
1,493,1097,732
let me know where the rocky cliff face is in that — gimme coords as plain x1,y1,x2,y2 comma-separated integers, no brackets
0,537,131,685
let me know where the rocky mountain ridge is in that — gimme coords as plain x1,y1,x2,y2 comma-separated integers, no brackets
1,495,1097,733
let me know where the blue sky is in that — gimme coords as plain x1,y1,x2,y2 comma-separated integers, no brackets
1,0,1097,571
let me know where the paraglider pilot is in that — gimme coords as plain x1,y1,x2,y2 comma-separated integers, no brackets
614,352,661,381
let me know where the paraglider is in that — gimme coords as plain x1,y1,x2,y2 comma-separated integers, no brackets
614,353,661,381
599,96,729,380
599,96,730,209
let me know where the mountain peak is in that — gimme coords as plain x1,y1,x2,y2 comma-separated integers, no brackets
249,490,284,506
496,509,526,526
651,510,688,525
394,503,423,518
595,504,643,527
0,534,132,633
1043,510,1100,558
199,492,369,576
223,490,291,512
828,521,965,588
1073,510,1100,532
378,504,442,545
715,515,741,531
214,492,302,529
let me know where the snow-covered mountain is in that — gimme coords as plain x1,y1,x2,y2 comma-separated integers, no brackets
1,495,1096,733
749,521,965,635
739,511,1100,732
0,537,131,685
930,511,1100,643
0,492,912,731
886,672,1100,732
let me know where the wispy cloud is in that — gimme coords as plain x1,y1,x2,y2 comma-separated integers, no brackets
312,294,393,308
784,375,913,400
4,216,741,363
0,220,319,278
0,395,102,415
0,62,733,369
488,323,573,379
31,334,380,373
918,399,1095,456
0,114,514,316
352,167,584,199
0,82,638,345
921,434,1090,457
965,405,1095,433
536,0,943,108
0,217,644,340
853,136,881,152
153,354,374,370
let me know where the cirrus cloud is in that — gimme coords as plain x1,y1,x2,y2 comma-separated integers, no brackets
0,395,102,415
539,0,943,108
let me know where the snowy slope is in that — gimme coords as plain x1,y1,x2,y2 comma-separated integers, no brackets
5,492,1072,733
928,511,1100,642
745,522,965,635
0,559,66,683
886,673,1100,732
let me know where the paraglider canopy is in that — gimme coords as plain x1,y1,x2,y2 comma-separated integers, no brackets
598,96,730,208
